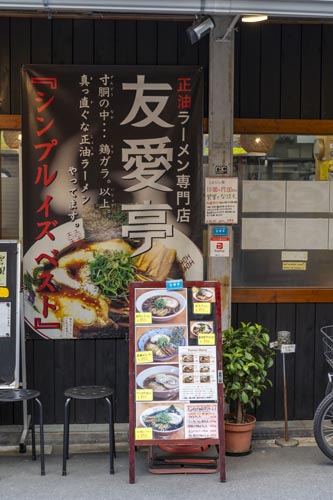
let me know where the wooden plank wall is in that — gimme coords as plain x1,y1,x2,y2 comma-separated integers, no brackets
0,17,209,117
231,303,332,421
0,18,333,424
234,23,333,119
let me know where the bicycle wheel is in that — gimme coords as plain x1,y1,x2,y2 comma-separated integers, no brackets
313,392,333,460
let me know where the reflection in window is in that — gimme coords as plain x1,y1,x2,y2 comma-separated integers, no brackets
233,134,316,181
0,130,20,239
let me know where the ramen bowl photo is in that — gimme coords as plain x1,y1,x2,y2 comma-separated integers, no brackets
137,326,186,361
190,321,213,337
139,404,185,437
136,365,179,400
193,287,215,302
135,290,186,322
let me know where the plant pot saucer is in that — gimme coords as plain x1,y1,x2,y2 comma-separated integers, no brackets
226,445,252,457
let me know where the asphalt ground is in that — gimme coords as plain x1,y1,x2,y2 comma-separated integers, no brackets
0,440,332,500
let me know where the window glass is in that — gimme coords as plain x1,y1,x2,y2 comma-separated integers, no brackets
0,131,20,239
232,134,333,287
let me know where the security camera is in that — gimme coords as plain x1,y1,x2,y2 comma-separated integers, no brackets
186,15,215,44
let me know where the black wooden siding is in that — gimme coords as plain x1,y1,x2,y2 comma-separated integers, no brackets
0,17,209,116
1,304,331,425
0,17,333,424
232,303,332,421
234,23,333,119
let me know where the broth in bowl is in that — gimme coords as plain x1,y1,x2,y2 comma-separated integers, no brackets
136,365,179,400
142,295,180,317
136,290,186,322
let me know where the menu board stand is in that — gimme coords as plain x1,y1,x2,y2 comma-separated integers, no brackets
0,240,21,389
129,281,226,483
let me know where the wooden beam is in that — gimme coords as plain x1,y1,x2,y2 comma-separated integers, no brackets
2,115,333,135
232,288,333,303
0,114,21,130
234,118,333,134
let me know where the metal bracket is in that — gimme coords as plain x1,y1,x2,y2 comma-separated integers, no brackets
215,15,240,43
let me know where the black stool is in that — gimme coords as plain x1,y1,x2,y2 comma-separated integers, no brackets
62,385,116,476
0,388,45,475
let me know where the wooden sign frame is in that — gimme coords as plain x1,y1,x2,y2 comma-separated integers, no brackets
128,280,226,483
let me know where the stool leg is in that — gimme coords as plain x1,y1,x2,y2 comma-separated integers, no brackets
31,398,36,461
66,399,71,460
35,398,45,476
111,395,116,459
105,397,114,474
63,398,71,476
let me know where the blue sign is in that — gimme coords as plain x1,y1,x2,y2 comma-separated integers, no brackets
213,226,228,236
166,279,184,290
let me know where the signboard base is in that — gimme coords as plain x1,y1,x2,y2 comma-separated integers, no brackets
147,445,219,474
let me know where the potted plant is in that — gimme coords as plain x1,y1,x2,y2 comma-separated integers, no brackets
222,322,275,454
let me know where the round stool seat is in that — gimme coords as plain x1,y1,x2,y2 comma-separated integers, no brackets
0,388,40,402
64,385,113,400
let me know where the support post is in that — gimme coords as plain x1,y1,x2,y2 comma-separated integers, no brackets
275,351,299,448
207,15,237,331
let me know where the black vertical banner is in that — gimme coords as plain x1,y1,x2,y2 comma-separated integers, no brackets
21,65,204,339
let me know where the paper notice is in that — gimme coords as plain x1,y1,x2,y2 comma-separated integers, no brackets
0,302,11,337
178,346,217,401
185,403,219,439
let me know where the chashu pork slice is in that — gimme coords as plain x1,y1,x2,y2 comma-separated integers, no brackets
135,241,176,281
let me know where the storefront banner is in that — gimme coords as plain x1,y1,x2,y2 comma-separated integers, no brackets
21,65,204,339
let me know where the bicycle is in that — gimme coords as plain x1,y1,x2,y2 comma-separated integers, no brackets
313,325,333,459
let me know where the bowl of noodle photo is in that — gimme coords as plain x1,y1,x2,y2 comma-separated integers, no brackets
23,206,202,339
136,290,187,323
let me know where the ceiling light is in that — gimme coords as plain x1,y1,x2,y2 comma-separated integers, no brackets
186,15,215,45
241,14,268,23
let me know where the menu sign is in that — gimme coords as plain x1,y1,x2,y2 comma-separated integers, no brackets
178,346,217,401
129,281,226,483
185,403,219,439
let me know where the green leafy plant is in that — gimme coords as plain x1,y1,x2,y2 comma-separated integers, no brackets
88,250,136,299
222,322,275,424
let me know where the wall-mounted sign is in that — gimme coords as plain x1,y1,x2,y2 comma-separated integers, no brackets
205,177,238,224
213,226,228,237
282,262,307,271
0,241,21,389
210,236,230,257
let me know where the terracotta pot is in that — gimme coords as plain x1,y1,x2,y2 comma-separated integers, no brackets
224,414,256,454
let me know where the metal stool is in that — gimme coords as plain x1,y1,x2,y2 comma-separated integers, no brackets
0,388,45,475
62,385,116,476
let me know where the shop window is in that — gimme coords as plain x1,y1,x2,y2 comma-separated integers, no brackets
0,131,20,239
232,134,333,288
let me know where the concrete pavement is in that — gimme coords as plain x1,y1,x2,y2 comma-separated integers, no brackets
0,440,332,500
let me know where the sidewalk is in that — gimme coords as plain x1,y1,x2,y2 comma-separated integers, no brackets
0,441,332,500
0,420,326,500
